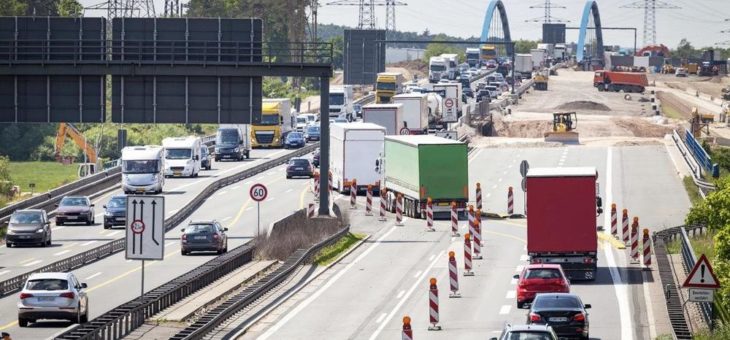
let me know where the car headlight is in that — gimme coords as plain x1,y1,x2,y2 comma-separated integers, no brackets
105,211,113,216
6,229,15,235
234,147,240,152
35,229,45,233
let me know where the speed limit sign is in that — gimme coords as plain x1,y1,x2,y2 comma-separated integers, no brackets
444,98,454,108
250,183,268,202
399,127,411,135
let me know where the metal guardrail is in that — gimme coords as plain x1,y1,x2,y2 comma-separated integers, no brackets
684,128,720,178
671,129,716,197
0,143,319,297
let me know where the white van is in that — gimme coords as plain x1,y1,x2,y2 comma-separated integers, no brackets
121,146,165,194
162,136,202,177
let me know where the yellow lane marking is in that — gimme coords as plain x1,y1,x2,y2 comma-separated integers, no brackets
227,172,288,228
299,183,310,209
86,248,180,293
597,232,626,249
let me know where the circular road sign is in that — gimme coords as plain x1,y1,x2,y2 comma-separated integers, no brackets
444,98,454,108
250,183,268,202
130,219,145,234
520,160,530,178
399,127,411,135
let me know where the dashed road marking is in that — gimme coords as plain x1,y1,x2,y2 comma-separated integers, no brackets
165,241,176,247
376,312,387,324
86,272,102,280
23,260,43,267
81,241,97,246
428,254,436,261
217,190,228,196
222,216,232,221
19,258,36,265
0,270,10,277
413,270,422,278
54,250,70,256
506,290,516,299
520,254,529,262
396,290,405,299
499,305,511,315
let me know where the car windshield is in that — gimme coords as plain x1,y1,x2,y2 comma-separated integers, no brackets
10,212,42,224
430,64,446,72
166,148,191,160
307,115,317,122
307,126,320,134
107,198,126,209
60,197,88,207
507,331,554,340
376,82,397,91
329,93,345,105
200,147,208,156
216,129,239,145
186,224,214,233
289,159,309,166
260,114,280,125
123,160,159,174
288,133,303,140
526,268,562,279
534,295,582,309
26,278,69,291
297,117,307,124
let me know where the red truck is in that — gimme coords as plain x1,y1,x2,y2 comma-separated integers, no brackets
526,167,603,281
593,70,648,93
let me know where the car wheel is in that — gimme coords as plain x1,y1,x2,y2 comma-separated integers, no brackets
57,221,63,226
18,318,29,327
104,224,110,229
86,218,92,226
517,301,524,309
80,308,89,323
6,242,11,248
286,175,292,179
181,249,188,255
46,237,52,246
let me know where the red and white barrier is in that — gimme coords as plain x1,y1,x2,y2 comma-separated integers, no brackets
365,185,373,216
476,182,482,210
467,205,475,237
630,217,639,262
307,203,315,219
313,172,320,202
507,186,514,215
643,228,652,268
426,197,434,232
622,209,630,245
464,233,474,276
450,201,459,237
448,251,460,298
473,211,482,260
610,203,617,238
379,188,387,222
402,315,413,340
350,179,357,209
396,194,404,226
428,278,441,331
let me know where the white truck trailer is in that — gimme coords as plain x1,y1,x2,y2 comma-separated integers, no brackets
362,103,405,135
330,122,387,193
393,93,429,134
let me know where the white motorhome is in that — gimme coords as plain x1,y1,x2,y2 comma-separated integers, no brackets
121,146,165,194
330,122,386,193
162,136,202,178
329,85,354,120
393,93,429,134
429,56,447,83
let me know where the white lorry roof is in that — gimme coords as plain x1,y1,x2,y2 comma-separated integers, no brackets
331,122,386,131
385,135,463,146
393,93,427,99
121,146,163,160
527,167,597,178
363,103,403,110
162,136,199,148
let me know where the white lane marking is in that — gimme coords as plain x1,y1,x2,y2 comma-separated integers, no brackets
23,260,43,267
268,197,276,202
256,176,265,181
510,278,518,285
168,209,179,214
126,259,133,263
498,178,503,182
499,305,511,315
246,206,254,211
428,254,436,261
507,164,513,169
231,185,241,190
165,241,176,247
396,290,405,299
369,250,445,340
258,226,399,340
0,270,10,277
54,250,70,256
20,258,36,264
221,216,232,221
85,272,102,280
492,184,497,189
520,254,529,262
376,312,387,324
413,270,422,279
244,181,253,185
285,188,293,193
643,270,658,339
217,190,228,196
486,193,491,198
106,230,122,237
506,290,516,299
81,241,97,246
515,265,524,272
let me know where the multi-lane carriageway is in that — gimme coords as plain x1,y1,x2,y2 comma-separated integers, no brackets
0,142,691,339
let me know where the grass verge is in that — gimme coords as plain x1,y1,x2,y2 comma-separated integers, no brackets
312,233,366,266
8,161,79,195
683,176,704,206
664,230,714,258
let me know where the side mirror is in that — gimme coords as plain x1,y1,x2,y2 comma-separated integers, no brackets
239,140,243,145
90,204,95,207
54,204,59,208
102,205,107,209
194,155,199,161
223,227,229,231
513,274,519,279
584,304,591,309
81,283,88,289
180,228,185,232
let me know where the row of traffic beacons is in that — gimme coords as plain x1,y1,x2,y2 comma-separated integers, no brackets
402,205,488,336
609,203,652,268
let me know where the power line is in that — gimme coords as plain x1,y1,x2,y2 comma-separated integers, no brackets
326,0,406,30
621,0,680,46
525,0,569,23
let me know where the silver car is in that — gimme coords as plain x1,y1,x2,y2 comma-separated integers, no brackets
5,209,52,247
17,272,89,327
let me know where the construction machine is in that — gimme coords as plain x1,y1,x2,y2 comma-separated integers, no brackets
533,70,549,91
544,112,579,143
55,123,98,177
689,107,713,138
661,63,675,74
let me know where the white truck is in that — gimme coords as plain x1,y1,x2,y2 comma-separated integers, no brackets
121,145,165,194
531,48,547,68
432,82,462,125
393,93,429,134
465,48,480,68
537,43,554,59
162,136,202,178
554,44,567,61
330,122,386,193
329,85,354,120
515,54,535,77
362,103,404,135
441,53,459,80
429,56,447,83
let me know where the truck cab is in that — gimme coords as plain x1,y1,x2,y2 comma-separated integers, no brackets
121,146,165,194
376,72,404,104
329,85,354,120
162,136,202,178
429,57,447,83
466,48,480,68
252,99,292,148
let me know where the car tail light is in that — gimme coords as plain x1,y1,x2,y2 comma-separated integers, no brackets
213,234,220,240
583,257,594,264
529,313,542,322
19,293,33,299
59,292,75,299
531,258,543,264
182,234,187,243
573,313,586,322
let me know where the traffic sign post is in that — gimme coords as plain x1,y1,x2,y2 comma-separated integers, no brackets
689,288,714,302
399,127,411,136
250,183,268,237
443,97,457,122
682,253,721,330
125,195,165,299
520,160,529,215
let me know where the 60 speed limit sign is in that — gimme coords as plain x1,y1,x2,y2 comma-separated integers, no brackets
250,183,268,202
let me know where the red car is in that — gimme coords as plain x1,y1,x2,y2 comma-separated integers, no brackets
514,264,570,309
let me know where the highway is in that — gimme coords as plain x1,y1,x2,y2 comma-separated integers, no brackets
251,143,690,340
0,148,316,339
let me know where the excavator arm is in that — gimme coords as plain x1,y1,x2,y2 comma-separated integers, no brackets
55,123,98,163
54,123,68,161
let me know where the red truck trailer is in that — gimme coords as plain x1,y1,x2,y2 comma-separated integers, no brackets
593,70,648,93
526,167,603,281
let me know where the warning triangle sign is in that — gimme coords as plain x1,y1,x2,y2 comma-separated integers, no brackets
683,254,721,289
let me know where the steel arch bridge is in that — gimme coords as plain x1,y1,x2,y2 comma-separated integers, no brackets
480,0,513,55
576,0,604,64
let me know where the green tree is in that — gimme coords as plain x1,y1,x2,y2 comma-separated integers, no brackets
515,39,538,54
0,155,12,197
57,0,81,17
423,35,464,62
0,0,27,15
675,38,697,59
329,35,344,70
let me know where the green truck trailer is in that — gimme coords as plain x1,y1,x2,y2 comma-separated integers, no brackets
384,135,469,219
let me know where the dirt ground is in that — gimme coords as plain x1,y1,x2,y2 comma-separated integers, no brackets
649,73,730,98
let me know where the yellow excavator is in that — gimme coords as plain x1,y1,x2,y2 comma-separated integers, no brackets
55,123,98,177
533,70,549,91
544,112,579,143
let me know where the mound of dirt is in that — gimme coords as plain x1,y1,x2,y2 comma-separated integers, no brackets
492,116,552,138
555,101,611,111
611,117,676,138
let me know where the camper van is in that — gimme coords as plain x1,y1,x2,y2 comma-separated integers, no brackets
162,136,202,178
121,146,165,194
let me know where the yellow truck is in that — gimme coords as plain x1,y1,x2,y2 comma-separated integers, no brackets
251,98,293,148
375,72,405,104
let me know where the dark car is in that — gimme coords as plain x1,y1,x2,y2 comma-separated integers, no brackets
55,196,95,226
5,209,51,247
286,157,314,179
527,293,590,339
312,149,320,167
490,324,558,340
304,125,321,142
515,264,570,308
476,89,492,102
284,132,306,149
103,195,127,229
200,146,211,170
215,127,249,161
181,221,228,255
